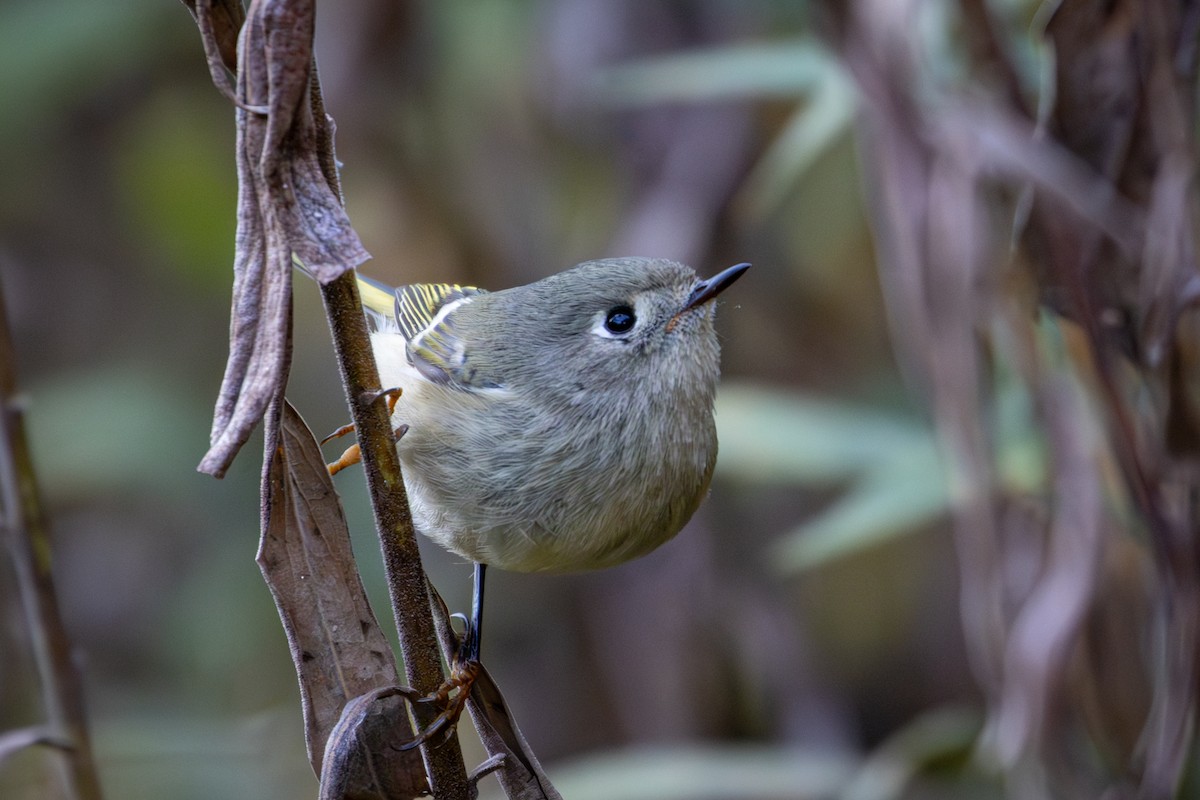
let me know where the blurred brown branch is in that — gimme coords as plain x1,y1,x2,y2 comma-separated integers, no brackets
0,275,104,799
818,0,1200,796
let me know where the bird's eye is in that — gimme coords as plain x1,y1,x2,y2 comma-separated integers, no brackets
604,305,636,334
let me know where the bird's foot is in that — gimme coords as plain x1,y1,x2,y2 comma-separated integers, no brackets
397,615,482,750
321,388,404,475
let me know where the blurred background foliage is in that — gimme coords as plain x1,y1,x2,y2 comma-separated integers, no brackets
1,0,1181,798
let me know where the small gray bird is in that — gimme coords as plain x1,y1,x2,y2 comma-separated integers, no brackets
346,257,748,663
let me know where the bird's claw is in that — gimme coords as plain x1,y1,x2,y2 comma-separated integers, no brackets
363,386,404,408
395,648,482,751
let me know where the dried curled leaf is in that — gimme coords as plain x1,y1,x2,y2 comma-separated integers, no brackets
260,401,425,798
178,0,244,101
319,688,428,800
194,0,369,477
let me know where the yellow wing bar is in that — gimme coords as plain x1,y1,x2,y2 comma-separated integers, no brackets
397,283,481,340
355,273,485,341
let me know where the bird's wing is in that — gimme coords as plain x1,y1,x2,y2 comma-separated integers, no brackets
393,283,487,341
355,274,485,334
357,274,499,390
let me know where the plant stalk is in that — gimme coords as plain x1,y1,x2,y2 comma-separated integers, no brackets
319,272,471,799
0,278,104,800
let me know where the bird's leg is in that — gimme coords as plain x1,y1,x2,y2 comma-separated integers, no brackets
396,563,487,750
323,388,403,475
463,561,485,663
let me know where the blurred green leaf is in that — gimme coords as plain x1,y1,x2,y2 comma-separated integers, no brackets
773,459,948,573
114,91,238,288
488,744,855,800
595,38,858,221
737,70,856,221
26,362,213,502
841,707,984,800
715,384,939,484
991,364,1048,493
716,382,1048,573
716,384,947,572
594,40,843,105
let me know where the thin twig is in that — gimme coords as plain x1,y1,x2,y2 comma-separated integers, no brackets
319,273,471,798
0,277,104,800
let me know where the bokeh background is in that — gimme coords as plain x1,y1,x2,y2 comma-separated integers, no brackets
3,1,1193,798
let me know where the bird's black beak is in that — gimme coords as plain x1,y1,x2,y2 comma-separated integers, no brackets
682,262,751,311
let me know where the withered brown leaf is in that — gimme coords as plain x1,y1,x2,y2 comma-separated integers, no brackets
196,0,369,478
260,401,425,798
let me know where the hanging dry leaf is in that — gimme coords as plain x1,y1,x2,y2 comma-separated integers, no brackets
193,0,369,478
260,400,426,798
179,0,244,100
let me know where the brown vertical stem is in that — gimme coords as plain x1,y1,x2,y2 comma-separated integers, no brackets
0,278,104,800
319,272,470,799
